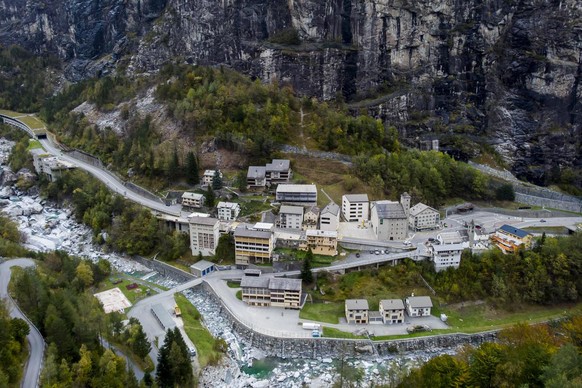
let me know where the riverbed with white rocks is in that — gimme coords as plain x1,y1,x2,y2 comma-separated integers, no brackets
1,137,456,387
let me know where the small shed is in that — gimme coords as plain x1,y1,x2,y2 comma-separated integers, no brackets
190,260,216,277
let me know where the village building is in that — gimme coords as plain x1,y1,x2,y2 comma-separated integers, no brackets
189,260,216,277
370,193,410,241
217,201,241,221
345,299,369,324
405,296,433,317
246,166,266,188
491,224,533,254
202,169,221,187
240,275,302,309
31,148,75,182
276,184,317,204
182,192,205,208
431,243,464,271
265,159,292,184
342,194,369,222
234,224,274,266
188,216,220,256
303,206,320,230
408,203,440,231
279,205,304,229
300,229,338,256
379,299,405,324
320,202,340,231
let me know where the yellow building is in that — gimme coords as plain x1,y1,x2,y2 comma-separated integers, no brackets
300,229,338,256
491,224,533,254
234,224,273,266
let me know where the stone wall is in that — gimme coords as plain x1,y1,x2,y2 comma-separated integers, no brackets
198,282,499,359
131,255,195,283
67,149,103,168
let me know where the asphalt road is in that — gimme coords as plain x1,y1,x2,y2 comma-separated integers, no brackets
39,138,182,217
0,258,45,388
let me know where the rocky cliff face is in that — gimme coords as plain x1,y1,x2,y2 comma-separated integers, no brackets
1,0,581,185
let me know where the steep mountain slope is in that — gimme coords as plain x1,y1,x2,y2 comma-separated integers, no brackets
1,0,581,187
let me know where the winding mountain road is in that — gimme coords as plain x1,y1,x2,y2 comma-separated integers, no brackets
0,258,45,388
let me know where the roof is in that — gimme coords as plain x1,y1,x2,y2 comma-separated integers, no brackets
373,201,407,219
247,166,266,179
306,229,337,238
182,192,204,200
369,311,382,318
380,299,405,310
345,299,369,310
203,169,217,176
265,159,290,172
321,202,340,216
240,276,270,288
409,203,438,217
343,194,369,203
406,296,433,308
280,205,304,215
190,260,215,272
433,243,465,252
438,231,463,244
217,201,240,209
234,226,272,239
305,206,320,215
276,184,317,194
188,216,219,226
269,277,302,291
188,212,210,218
151,304,176,329
499,224,530,238
244,269,262,276
253,222,274,231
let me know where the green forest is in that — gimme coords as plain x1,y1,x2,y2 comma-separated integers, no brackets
317,233,582,308
398,318,582,387
11,252,144,387
0,301,29,386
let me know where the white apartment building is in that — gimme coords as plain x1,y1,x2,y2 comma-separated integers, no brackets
405,296,433,317
320,202,340,231
432,243,464,271
188,216,220,256
408,203,440,231
279,205,304,229
217,201,241,221
342,194,369,222
182,192,205,208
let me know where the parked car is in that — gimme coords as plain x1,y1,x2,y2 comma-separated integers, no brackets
540,219,547,223
374,250,380,255
355,253,361,258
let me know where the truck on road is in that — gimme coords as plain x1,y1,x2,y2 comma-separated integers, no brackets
302,322,321,330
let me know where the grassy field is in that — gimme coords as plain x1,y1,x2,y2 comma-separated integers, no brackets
275,247,337,268
95,277,156,304
26,139,43,151
175,294,222,368
17,115,45,130
322,327,366,339
289,155,375,206
0,109,23,118
300,302,344,324
226,281,240,288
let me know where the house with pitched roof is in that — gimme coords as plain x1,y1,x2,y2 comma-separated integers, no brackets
491,224,533,254
279,205,304,229
240,275,302,309
408,203,440,231
320,202,340,231
379,299,405,324
370,193,410,241
303,206,320,230
345,299,369,324
405,296,433,317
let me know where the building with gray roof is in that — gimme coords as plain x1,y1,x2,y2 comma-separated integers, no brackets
240,275,302,309
320,202,340,231
405,296,433,317
345,299,369,324
276,184,317,204
370,196,409,241
342,193,370,222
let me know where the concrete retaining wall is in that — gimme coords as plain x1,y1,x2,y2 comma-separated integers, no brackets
198,283,499,359
131,256,195,283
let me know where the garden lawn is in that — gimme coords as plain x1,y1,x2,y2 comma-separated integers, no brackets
300,302,344,324
175,294,222,368
322,327,366,339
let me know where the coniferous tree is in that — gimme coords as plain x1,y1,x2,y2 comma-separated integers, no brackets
301,248,314,284
205,185,216,207
132,323,151,360
186,151,199,185
212,170,223,190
